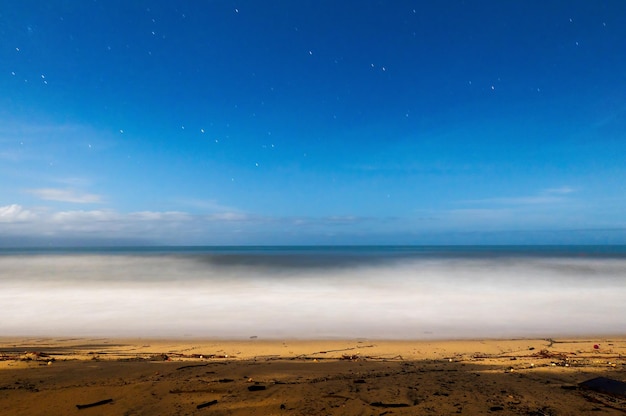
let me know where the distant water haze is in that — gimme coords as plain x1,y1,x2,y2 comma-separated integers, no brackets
2,247,625,339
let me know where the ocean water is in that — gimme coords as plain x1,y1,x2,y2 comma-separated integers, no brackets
2,246,625,339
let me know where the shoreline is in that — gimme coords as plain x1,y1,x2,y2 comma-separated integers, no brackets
2,336,625,360
2,336,625,414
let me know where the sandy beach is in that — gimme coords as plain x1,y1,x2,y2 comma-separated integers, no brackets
1,337,625,415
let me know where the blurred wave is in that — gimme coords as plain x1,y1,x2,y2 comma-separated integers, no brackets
1,247,625,339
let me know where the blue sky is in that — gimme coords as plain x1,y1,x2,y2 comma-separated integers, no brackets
1,1,625,245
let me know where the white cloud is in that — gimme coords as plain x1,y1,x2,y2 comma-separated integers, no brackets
0,203,386,245
207,212,248,221
0,204,36,222
544,186,576,195
51,210,117,223
461,187,577,206
129,211,191,221
0,203,258,244
26,188,103,204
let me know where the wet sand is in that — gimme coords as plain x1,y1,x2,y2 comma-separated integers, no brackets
1,337,625,415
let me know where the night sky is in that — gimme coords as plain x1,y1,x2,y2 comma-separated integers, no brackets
1,1,626,245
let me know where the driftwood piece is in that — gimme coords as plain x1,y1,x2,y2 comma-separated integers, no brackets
196,400,218,409
176,363,210,370
370,401,411,408
170,389,216,394
76,398,113,409
218,378,234,383
322,394,352,400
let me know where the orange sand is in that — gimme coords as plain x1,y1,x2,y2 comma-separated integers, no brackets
1,337,625,415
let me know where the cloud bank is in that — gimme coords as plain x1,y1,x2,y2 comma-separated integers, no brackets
1,187,624,246
2,200,625,247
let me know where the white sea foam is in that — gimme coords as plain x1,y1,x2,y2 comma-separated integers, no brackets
1,254,625,339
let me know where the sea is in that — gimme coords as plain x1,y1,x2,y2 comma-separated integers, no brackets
2,245,625,339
